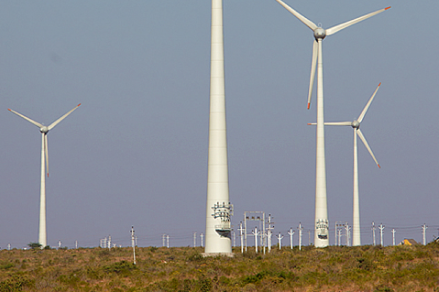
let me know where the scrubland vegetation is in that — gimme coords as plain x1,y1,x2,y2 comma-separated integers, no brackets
0,242,438,291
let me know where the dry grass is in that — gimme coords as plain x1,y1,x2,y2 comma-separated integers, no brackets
0,243,438,291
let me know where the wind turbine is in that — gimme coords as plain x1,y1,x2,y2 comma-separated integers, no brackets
204,0,233,255
8,104,81,247
275,0,390,247
309,83,381,246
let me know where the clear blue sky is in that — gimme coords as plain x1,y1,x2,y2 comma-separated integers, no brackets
0,0,437,248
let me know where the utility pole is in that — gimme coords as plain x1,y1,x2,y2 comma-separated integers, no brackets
232,231,236,248
75,240,78,249
266,214,274,253
252,227,260,253
194,232,197,247
298,223,303,250
200,233,204,247
308,230,311,246
345,223,350,246
277,232,284,250
338,228,342,246
108,235,111,250
379,223,385,246
267,230,272,253
239,222,244,253
372,222,376,246
335,221,344,246
162,234,166,247
422,224,428,245
166,235,170,248
288,227,295,249
392,229,396,246
131,226,136,265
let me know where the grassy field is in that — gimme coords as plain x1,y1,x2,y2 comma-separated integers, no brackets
0,242,438,292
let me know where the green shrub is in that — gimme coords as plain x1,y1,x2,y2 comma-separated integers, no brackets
103,261,136,276
187,253,204,262
28,242,42,250
0,262,14,270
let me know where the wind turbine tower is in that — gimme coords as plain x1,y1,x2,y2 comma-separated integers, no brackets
275,0,390,247
204,0,233,255
8,104,81,247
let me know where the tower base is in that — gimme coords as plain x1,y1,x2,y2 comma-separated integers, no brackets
201,252,234,258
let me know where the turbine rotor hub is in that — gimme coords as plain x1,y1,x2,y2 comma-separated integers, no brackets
352,120,360,129
40,126,49,133
314,27,326,40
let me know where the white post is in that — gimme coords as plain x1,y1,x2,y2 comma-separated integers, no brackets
267,230,272,252
131,226,136,265
162,234,166,247
194,232,197,247
252,227,259,253
262,230,266,255
372,222,376,246
334,221,338,246
379,223,385,246
108,235,111,250
338,229,342,246
266,214,274,253
233,231,236,248
166,235,170,248
200,233,204,247
277,233,284,249
422,224,428,245
345,224,351,246
244,214,248,252
58,240,61,249
298,223,303,251
392,229,396,246
7,244,10,251
239,222,244,253
288,228,295,249
75,240,78,249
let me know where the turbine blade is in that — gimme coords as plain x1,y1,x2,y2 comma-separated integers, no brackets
326,6,391,36
358,83,381,123
308,122,352,126
44,134,49,177
275,0,318,31
8,109,44,128
357,129,380,168
48,104,81,130
325,122,353,126
308,40,318,109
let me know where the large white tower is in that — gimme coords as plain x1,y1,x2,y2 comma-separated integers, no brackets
204,0,233,255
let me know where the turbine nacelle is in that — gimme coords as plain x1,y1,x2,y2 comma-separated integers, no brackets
352,120,360,129
314,27,326,40
40,126,49,134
